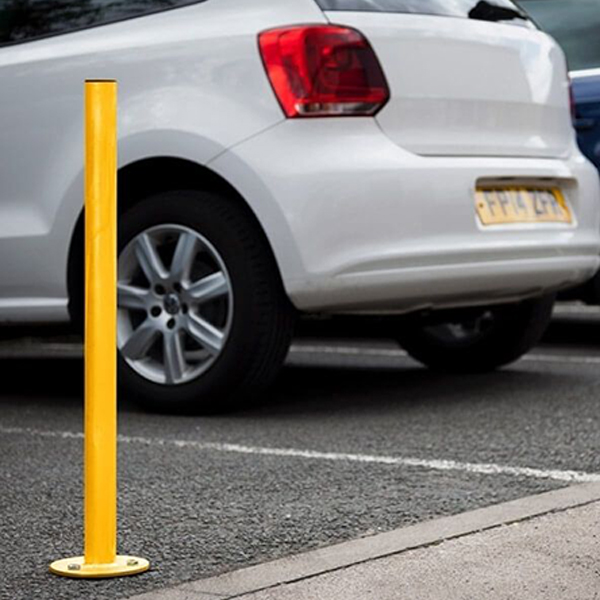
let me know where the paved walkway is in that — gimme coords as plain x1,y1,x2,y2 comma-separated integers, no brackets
129,483,600,600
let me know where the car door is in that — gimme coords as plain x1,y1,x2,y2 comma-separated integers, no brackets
0,1,124,322
0,0,203,323
0,1,82,321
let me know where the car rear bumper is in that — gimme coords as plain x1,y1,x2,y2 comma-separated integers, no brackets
210,119,600,313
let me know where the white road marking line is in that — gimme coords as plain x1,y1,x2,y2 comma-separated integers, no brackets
291,345,408,358
2,425,599,484
289,345,600,365
526,354,600,365
553,304,600,315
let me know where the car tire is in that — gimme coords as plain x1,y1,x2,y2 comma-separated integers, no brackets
117,189,295,414
396,295,555,372
578,270,600,306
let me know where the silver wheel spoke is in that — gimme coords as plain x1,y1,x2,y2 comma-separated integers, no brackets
170,232,197,282
117,283,148,311
118,224,233,386
136,233,168,284
187,272,228,304
122,319,160,360
185,313,225,356
164,332,186,384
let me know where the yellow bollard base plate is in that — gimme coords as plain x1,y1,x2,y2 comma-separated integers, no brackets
49,556,150,579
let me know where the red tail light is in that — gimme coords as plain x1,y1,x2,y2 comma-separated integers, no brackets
258,25,389,118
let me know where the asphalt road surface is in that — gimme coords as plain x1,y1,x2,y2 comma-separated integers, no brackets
1,305,600,600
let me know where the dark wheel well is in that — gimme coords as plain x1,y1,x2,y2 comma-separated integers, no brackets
117,157,249,212
67,157,283,329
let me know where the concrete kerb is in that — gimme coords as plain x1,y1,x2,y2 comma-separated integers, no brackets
127,482,600,600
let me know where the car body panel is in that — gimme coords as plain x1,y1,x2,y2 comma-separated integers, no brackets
515,0,600,304
212,118,599,312
324,11,574,158
0,0,324,322
0,0,598,323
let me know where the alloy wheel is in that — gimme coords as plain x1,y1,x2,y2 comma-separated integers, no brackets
117,224,233,385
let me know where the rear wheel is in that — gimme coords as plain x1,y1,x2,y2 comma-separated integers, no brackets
562,269,600,306
397,296,555,372
117,190,294,413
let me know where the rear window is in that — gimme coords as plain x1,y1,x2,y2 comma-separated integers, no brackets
517,0,600,71
0,0,206,46
316,0,533,27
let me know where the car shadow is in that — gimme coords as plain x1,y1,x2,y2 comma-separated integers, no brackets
0,358,83,402
242,361,575,419
0,313,596,416
542,316,600,350
0,354,571,416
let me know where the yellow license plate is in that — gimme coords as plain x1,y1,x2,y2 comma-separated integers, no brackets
475,187,572,226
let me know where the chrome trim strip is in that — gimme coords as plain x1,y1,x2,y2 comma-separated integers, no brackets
570,68,600,80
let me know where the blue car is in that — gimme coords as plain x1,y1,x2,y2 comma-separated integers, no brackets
572,71,600,173
519,0,600,303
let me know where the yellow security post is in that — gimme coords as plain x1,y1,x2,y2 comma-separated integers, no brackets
50,81,149,578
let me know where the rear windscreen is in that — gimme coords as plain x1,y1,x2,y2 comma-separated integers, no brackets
316,0,533,27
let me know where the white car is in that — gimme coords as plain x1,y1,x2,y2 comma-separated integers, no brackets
0,0,599,413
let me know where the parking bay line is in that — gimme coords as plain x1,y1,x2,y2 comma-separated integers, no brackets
2,425,599,484
0,342,599,365
290,344,600,365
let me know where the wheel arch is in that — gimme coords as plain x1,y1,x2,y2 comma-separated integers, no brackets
67,156,288,327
